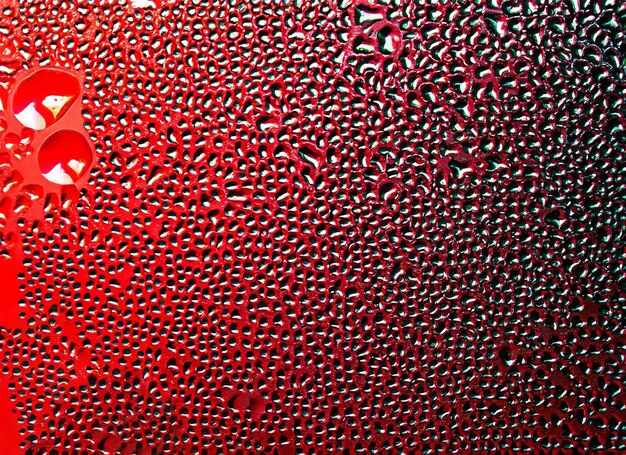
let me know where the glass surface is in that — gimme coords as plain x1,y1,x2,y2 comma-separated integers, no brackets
0,0,625,453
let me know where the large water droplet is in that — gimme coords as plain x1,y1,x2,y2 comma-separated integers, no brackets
37,130,92,185
377,25,401,54
11,68,80,131
355,4,384,25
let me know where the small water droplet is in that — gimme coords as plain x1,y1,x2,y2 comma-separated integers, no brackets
2,171,22,192
297,144,322,169
354,36,376,54
21,184,44,201
257,115,280,131
19,128,34,145
0,86,7,111
3,132,19,149
499,346,515,366
484,13,508,36
0,153,11,170
448,158,474,179
378,181,399,202
97,434,122,453
419,82,438,104
14,185,43,213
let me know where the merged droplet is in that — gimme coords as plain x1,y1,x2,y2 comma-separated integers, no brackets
377,25,401,54
355,4,384,25
37,130,92,185
11,68,80,131
297,144,322,169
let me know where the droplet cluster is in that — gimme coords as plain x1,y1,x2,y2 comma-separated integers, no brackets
0,0,625,453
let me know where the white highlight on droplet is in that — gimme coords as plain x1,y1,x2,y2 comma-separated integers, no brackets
42,95,73,119
67,159,86,176
131,0,156,8
43,163,74,185
15,102,46,130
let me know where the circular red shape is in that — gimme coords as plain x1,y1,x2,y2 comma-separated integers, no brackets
11,68,80,131
37,130,92,185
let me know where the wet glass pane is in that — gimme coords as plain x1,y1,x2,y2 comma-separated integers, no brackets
0,0,625,453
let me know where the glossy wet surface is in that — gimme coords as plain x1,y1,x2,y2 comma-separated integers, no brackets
0,0,625,453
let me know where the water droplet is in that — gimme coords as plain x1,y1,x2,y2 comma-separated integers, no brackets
3,132,19,150
419,82,438,103
19,128,34,145
448,158,474,179
297,144,322,169
37,130,93,185
499,346,515,366
11,67,80,131
543,208,567,229
355,4,384,25
484,13,508,36
353,35,376,54
2,171,22,193
14,185,43,213
0,198,10,228
131,0,156,7
0,154,11,170
378,181,399,202
21,184,43,201
377,25,401,54
257,115,279,131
